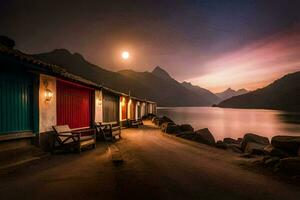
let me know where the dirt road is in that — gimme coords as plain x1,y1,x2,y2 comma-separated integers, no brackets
0,121,299,200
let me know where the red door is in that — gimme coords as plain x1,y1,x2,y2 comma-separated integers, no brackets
121,97,128,120
57,80,92,129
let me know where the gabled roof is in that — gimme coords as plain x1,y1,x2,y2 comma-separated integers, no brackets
0,44,154,104
0,43,99,88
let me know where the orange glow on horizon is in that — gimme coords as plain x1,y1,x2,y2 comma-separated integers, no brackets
186,26,300,93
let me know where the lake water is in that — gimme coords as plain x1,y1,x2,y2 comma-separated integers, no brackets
157,107,300,140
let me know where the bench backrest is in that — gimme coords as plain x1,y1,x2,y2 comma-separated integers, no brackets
52,125,73,144
94,122,103,133
94,122,120,132
53,125,72,134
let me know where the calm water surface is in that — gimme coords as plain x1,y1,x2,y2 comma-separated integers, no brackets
157,107,300,140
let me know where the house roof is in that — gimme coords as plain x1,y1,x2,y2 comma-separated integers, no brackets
0,44,155,104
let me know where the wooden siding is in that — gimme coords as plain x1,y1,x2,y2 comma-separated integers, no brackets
0,71,33,134
129,100,135,120
137,103,141,119
103,93,119,122
57,80,92,129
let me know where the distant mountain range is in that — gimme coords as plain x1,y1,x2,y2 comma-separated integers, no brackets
33,49,300,110
181,81,221,105
215,88,248,101
217,71,300,111
33,49,221,106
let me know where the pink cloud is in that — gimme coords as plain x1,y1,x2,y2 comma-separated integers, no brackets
187,25,300,92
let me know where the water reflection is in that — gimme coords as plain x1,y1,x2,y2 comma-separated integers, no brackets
277,112,300,124
157,107,300,140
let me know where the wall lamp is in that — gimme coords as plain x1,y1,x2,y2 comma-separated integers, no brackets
45,88,53,102
43,79,53,102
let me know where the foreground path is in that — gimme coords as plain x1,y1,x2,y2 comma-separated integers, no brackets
0,121,299,200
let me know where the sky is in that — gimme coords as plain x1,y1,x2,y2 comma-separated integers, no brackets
1,0,300,92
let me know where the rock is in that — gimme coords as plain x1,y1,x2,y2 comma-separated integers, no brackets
165,124,181,134
240,153,254,158
152,117,160,125
194,128,215,145
227,144,242,153
160,122,169,132
244,142,266,155
223,137,239,144
176,132,195,140
241,133,270,152
271,136,300,156
215,140,227,149
179,124,194,132
237,138,243,144
159,116,174,126
151,116,157,123
161,122,175,132
264,156,280,167
278,157,300,175
263,144,289,158
263,155,271,162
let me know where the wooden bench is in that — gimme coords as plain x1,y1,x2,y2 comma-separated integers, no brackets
94,122,121,141
128,119,143,128
52,125,96,153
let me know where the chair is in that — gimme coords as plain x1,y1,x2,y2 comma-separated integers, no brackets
52,125,96,153
94,122,121,141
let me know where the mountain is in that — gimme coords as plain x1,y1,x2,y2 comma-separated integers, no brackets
215,88,248,101
119,67,213,106
217,71,300,111
33,49,216,106
181,82,220,104
152,66,174,82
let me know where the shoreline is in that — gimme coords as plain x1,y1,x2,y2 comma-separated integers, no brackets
147,113,300,179
157,106,300,140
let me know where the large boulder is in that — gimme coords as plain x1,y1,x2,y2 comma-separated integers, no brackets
160,122,169,132
264,156,280,167
244,142,266,155
227,144,242,153
179,124,194,132
241,133,270,152
215,141,227,149
223,137,240,145
263,144,289,158
165,124,181,134
176,132,195,140
271,136,300,156
278,157,300,175
158,116,174,126
152,117,158,123
194,128,216,145
237,138,243,144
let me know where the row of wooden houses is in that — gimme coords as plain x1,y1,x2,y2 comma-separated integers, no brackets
0,41,156,148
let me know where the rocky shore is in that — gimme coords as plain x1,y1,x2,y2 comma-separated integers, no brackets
145,114,300,176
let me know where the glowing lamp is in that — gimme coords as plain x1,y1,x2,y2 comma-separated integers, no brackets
45,88,53,102
121,97,126,106
97,98,102,106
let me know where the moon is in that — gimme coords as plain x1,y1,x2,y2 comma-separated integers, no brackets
121,51,130,60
